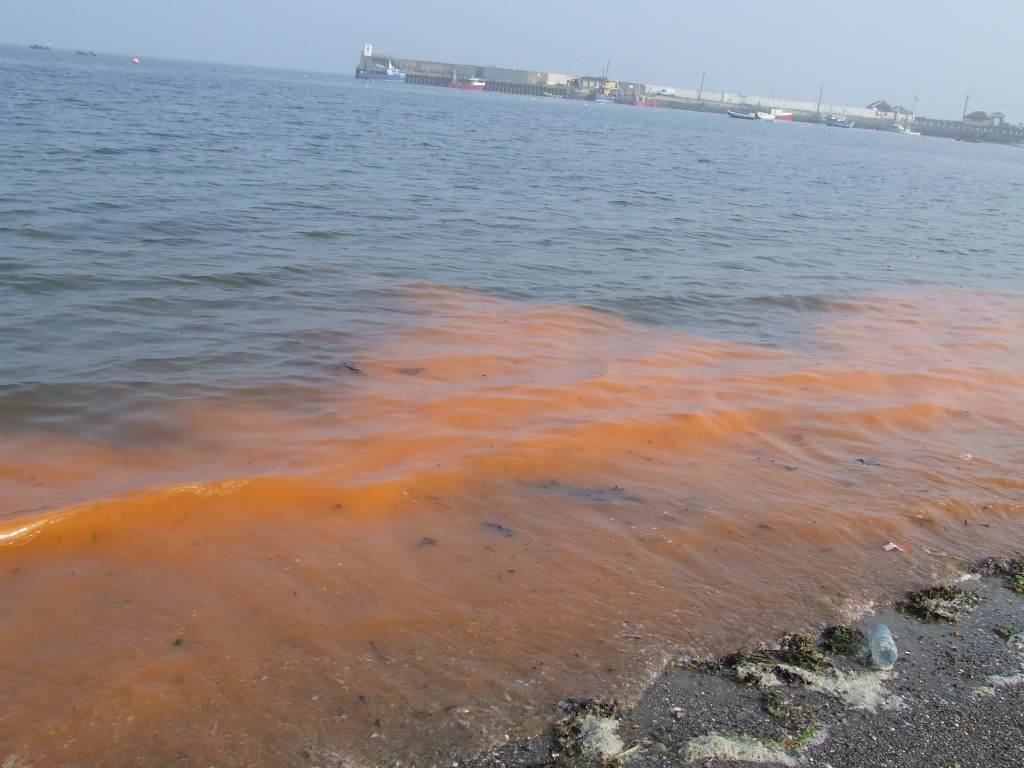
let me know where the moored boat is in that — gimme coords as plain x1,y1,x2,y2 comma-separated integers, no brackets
822,113,855,128
356,61,406,82
727,110,758,120
588,76,622,104
448,68,486,91
355,45,406,82
771,108,793,120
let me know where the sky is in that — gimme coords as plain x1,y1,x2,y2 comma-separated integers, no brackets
4,0,1023,121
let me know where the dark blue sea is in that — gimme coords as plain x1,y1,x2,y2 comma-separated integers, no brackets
2,44,1023,766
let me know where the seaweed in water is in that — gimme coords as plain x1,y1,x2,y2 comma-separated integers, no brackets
897,584,981,623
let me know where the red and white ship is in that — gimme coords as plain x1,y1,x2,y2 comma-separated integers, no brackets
448,68,486,91
770,108,793,121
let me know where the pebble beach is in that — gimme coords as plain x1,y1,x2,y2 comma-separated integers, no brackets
460,561,1024,768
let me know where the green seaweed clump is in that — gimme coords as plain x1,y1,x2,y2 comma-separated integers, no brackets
762,690,815,732
1008,572,1024,595
821,625,865,657
898,584,981,623
975,556,1024,595
550,697,620,759
771,633,829,669
717,633,830,675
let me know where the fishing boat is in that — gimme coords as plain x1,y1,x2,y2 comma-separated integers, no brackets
727,110,758,120
448,69,486,91
588,73,621,104
894,124,921,136
29,43,51,50
355,60,406,82
822,113,855,128
611,89,657,107
756,111,776,121
76,50,96,56
770,108,793,121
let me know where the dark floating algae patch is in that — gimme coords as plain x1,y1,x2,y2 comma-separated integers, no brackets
897,584,982,623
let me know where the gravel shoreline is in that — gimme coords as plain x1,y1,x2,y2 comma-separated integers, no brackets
459,560,1024,768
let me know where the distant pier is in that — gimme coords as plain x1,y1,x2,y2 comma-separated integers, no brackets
358,45,1024,145
403,71,550,96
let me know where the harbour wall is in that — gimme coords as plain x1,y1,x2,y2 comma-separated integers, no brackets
365,50,1024,143
385,52,883,121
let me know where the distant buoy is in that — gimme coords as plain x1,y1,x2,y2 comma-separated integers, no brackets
132,58,140,64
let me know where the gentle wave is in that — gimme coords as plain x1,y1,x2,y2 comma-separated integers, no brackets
1,283,1022,764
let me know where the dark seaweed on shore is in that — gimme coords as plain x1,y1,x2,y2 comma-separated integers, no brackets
897,584,982,623
974,554,1024,594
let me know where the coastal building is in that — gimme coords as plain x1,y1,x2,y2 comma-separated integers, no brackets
963,110,1007,127
867,100,915,123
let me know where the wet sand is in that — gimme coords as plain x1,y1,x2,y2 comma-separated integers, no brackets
461,563,1024,767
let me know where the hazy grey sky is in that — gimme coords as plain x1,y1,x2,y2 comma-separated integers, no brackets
4,0,1022,120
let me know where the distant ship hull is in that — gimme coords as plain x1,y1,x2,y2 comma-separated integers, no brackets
449,78,486,91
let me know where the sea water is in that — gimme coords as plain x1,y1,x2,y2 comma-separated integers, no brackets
2,45,1023,766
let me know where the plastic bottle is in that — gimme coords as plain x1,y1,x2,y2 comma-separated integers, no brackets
867,624,898,669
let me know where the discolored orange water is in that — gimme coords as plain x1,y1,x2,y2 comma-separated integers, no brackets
1,284,1022,766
